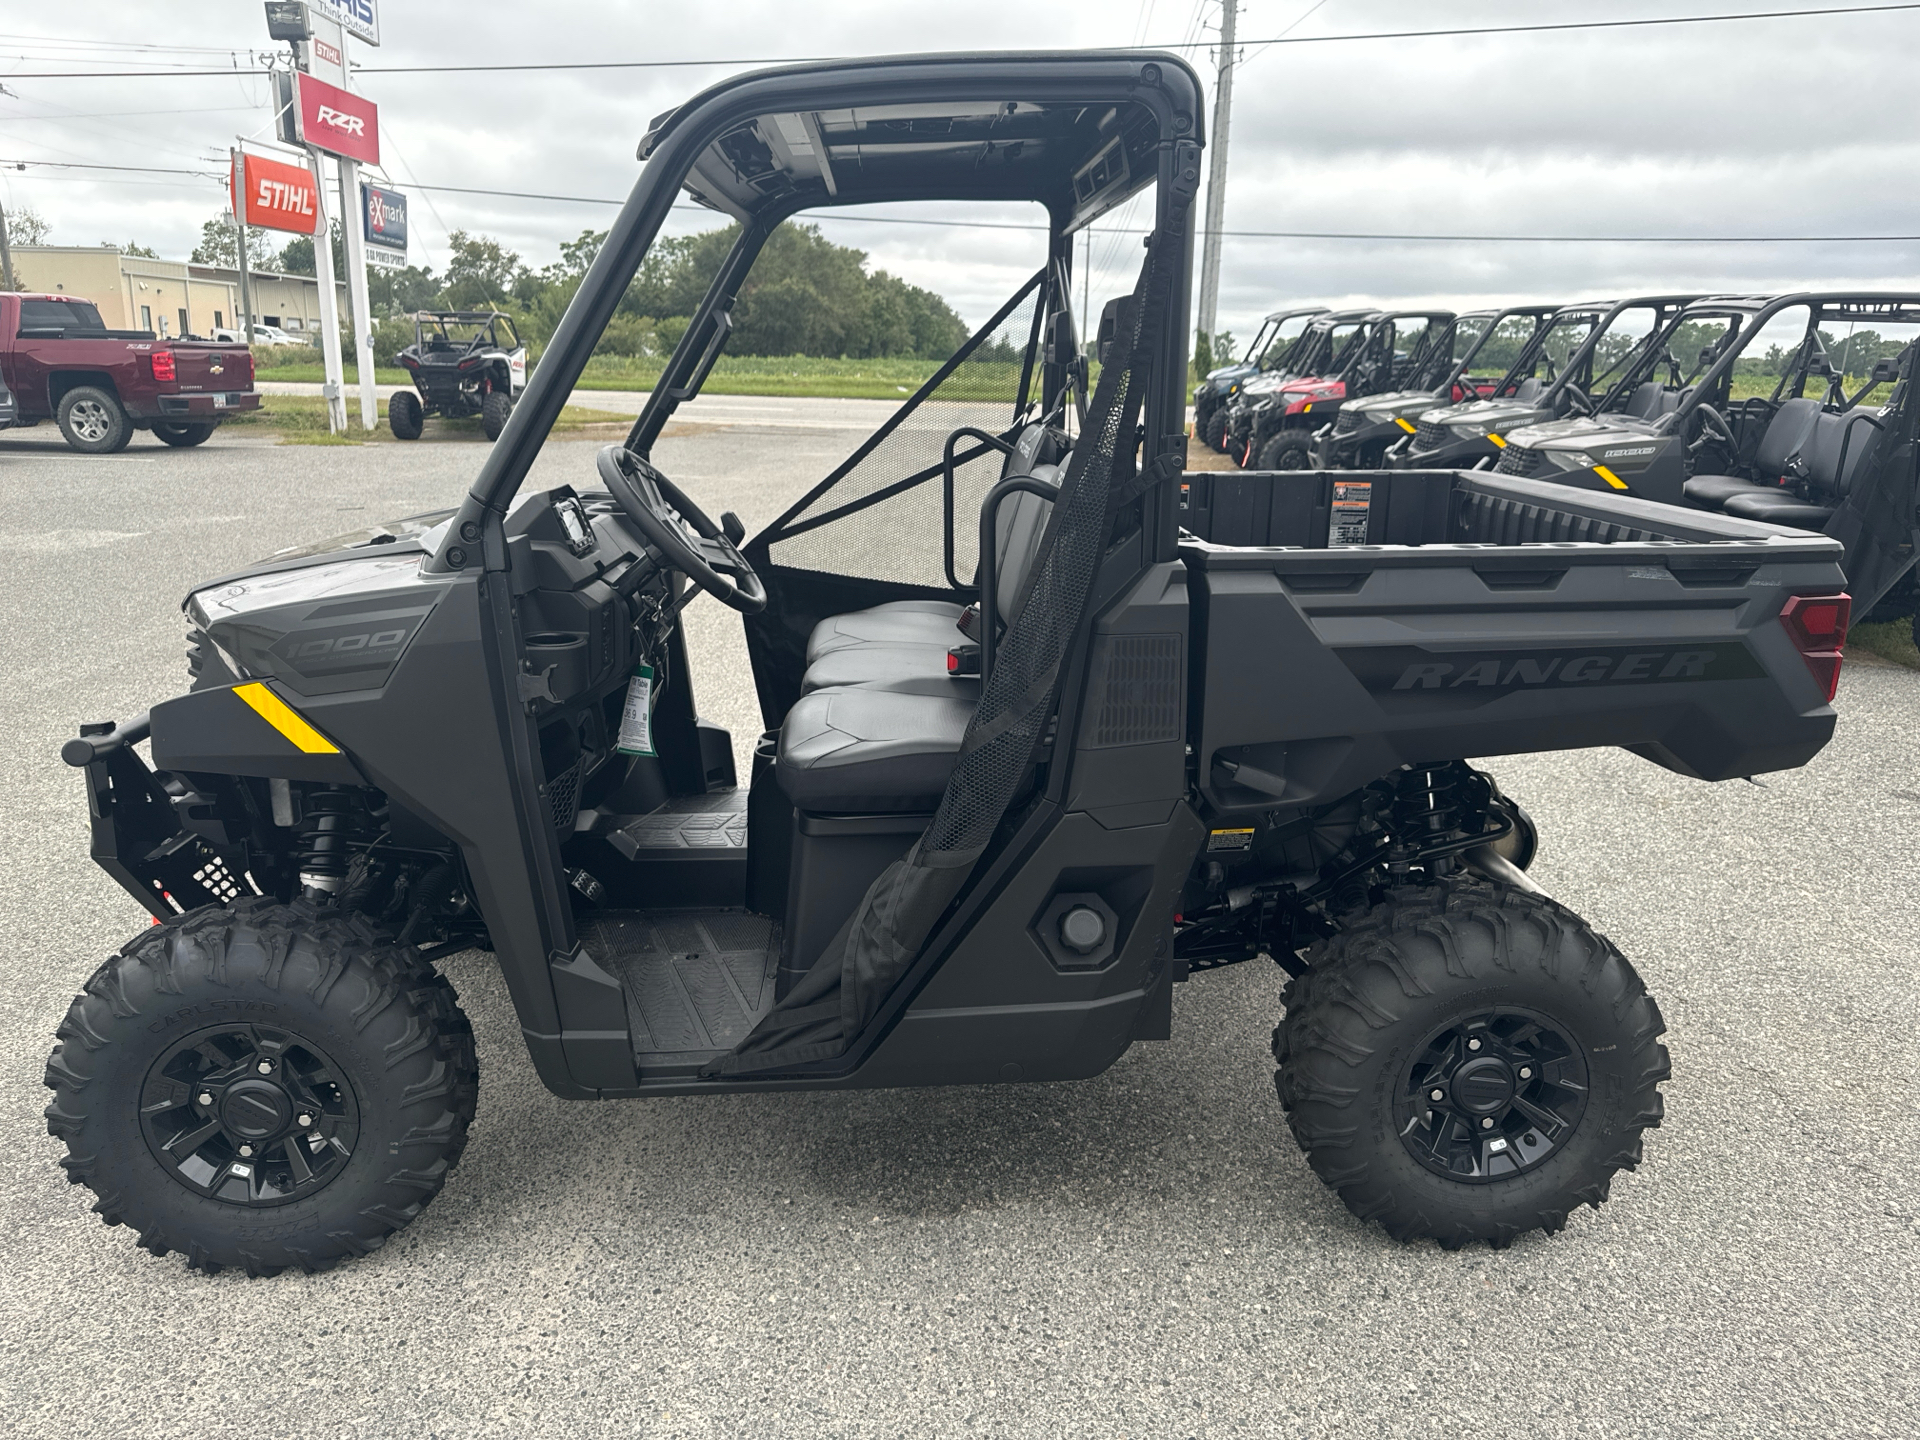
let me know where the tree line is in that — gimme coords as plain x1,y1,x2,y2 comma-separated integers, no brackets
186,211,968,365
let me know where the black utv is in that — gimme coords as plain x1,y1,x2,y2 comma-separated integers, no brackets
1493,292,1920,623
1192,306,1327,452
1311,305,1560,470
391,310,530,441
1387,297,1700,472
49,52,1853,1277
1234,309,1455,471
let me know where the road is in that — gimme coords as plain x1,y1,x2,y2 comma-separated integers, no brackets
1,408,1916,1439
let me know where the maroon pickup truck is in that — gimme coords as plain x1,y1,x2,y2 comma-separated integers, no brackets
0,292,260,453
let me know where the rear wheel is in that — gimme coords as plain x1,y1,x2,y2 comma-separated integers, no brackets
1257,433,1311,470
389,390,424,440
1274,879,1669,1248
482,389,513,441
44,899,478,1275
57,386,132,454
152,421,215,448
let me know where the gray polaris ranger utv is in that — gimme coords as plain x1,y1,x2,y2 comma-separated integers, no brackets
1493,292,1920,623
48,52,1853,1276
1311,305,1560,470
1388,297,1699,472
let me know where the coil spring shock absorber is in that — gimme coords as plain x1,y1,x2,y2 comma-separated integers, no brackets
296,789,364,900
1387,763,1465,875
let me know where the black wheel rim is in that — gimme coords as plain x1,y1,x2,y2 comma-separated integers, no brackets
1394,1006,1588,1184
140,1023,360,1207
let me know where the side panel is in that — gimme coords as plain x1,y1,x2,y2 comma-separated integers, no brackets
1191,546,1848,815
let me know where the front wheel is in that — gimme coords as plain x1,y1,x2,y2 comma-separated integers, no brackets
1201,407,1232,453
44,899,479,1275
1256,433,1311,470
1274,879,1669,1248
152,421,216,448
57,385,132,454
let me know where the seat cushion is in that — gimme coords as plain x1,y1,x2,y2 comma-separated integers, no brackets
806,600,966,664
777,687,974,812
1684,474,1777,509
1722,492,1836,529
801,643,981,700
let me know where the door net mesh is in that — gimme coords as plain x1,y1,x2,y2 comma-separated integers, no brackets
766,274,1044,589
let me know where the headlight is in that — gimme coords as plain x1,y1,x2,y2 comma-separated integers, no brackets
1449,422,1490,439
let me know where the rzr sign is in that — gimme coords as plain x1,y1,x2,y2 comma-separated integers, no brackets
231,152,321,236
292,71,379,165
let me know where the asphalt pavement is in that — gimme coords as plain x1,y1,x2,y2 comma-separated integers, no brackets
0,411,1915,1439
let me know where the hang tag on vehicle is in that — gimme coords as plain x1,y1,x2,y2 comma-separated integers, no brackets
615,664,656,757
1329,480,1373,547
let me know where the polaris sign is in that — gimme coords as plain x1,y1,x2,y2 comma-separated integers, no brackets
308,0,380,46
362,183,407,255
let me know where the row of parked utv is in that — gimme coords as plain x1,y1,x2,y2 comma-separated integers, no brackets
1190,292,1920,626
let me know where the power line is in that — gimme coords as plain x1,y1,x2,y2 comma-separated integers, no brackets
11,161,1920,246
5,4,1917,78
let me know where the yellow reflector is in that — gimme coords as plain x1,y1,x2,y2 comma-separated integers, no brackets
1394,417,1417,433
234,683,340,755
1487,433,1507,448
1593,464,1629,490
1302,402,1312,412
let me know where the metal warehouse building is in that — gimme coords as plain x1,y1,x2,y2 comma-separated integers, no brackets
6,244,347,339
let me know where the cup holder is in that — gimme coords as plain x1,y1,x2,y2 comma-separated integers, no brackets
523,632,588,702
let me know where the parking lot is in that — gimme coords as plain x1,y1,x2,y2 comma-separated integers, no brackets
1,412,1916,1438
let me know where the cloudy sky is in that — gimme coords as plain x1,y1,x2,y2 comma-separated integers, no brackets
4,1,1917,344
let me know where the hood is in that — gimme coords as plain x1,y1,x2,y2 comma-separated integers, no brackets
262,509,456,563
183,512,458,697
1499,415,1662,453
1351,388,1442,422
1417,396,1547,433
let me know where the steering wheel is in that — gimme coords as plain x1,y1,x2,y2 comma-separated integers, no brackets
1686,403,1737,456
595,445,766,614
1563,385,1597,417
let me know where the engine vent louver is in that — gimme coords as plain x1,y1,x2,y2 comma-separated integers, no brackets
1086,633,1183,748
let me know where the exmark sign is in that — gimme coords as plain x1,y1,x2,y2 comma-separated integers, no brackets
362,183,407,270
291,71,379,165
231,151,321,235
308,0,379,46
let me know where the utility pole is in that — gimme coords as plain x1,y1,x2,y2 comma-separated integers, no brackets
1195,0,1237,357
0,197,16,291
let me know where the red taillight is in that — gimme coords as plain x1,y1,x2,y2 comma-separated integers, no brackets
150,350,176,382
946,651,960,674
1780,592,1851,702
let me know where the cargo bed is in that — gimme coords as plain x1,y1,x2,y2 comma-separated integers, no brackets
1179,469,1849,813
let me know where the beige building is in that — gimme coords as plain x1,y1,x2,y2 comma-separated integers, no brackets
8,244,347,339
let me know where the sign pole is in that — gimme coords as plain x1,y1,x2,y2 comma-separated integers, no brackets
308,149,347,435
230,148,256,339
338,37,378,433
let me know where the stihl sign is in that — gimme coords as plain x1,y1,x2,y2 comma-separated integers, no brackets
292,71,379,165
231,152,321,235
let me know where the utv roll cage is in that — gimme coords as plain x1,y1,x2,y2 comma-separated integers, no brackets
414,310,521,353
413,53,1203,1093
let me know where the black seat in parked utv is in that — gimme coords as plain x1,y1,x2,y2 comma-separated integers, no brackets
45,50,1857,1281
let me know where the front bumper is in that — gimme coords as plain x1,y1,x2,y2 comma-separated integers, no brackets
1386,433,1501,470
65,719,237,920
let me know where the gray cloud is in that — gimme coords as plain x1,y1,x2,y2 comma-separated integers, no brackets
4,0,1916,340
